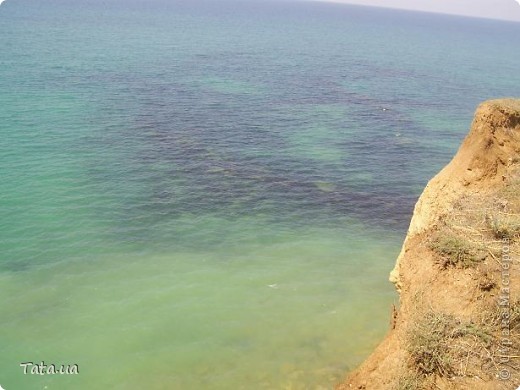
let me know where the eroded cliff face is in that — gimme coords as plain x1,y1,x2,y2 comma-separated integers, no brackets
338,99,520,390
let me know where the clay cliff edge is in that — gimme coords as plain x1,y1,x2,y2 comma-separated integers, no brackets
338,99,520,390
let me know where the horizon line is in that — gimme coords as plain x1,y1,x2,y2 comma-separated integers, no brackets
309,0,520,23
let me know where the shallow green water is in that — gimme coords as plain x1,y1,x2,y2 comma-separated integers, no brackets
1,223,399,389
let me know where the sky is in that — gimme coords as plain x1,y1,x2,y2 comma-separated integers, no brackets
0,0,519,21
318,0,520,22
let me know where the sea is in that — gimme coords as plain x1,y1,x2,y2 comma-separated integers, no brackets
0,0,519,389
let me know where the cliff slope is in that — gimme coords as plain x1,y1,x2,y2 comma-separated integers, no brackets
338,99,520,390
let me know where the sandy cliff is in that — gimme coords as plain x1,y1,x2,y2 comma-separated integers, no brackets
338,99,520,390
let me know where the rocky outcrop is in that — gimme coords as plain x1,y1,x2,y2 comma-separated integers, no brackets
338,99,520,390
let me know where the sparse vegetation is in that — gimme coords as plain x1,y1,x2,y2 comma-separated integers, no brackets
417,179,520,386
429,232,485,268
486,214,520,240
403,306,520,388
407,312,460,376
394,372,423,390
430,177,519,270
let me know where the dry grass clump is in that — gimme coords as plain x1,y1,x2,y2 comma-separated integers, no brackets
401,304,520,389
394,372,423,390
429,232,486,268
406,312,487,376
486,214,520,241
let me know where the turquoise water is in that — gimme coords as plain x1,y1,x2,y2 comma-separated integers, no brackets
1,1,519,388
